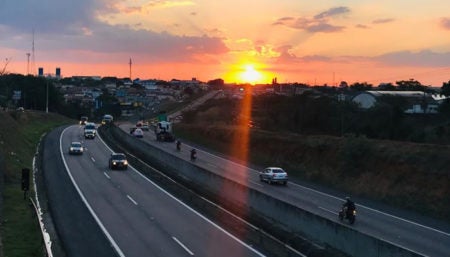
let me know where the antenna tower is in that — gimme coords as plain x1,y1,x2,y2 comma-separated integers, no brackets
31,29,35,76
129,58,132,80
26,53,30,75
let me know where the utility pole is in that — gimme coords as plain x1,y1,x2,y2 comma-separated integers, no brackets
46,80,48,113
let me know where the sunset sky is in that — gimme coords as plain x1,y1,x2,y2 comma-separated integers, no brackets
1,0,450,86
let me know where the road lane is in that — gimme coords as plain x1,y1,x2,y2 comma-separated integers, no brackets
119,123,450,257
61,125,265,257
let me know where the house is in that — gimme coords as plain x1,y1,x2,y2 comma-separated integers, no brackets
352,91,440,114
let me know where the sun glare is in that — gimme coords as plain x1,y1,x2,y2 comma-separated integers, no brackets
240,65,262,84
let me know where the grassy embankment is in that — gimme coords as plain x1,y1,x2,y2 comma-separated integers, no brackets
174,113,450,222
0,110,72,257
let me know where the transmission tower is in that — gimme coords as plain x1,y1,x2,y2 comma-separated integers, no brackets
31,29,35,76
26,53,30,75
129,58,132,81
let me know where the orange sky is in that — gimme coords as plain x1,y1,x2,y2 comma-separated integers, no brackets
2,1,450,86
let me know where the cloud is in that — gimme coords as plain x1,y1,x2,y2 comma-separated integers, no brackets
306,23,344,33
373,50,450,67
0,0,228,63
273,45,330,63
372,18,395,24
314,6,350,19
0,0,113,33
273,6,349,33
355,24,369,29
440,18,450,30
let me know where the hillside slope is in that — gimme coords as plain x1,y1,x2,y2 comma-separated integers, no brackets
0,110,72,257
175,123,450,221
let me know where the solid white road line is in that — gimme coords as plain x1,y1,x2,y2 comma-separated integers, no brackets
172,237,194,256
60,127,125,257
96,132,266,257
288,183,450,237
91,157,95,162
103,172,111,179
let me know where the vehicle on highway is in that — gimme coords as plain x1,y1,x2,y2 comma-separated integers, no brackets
190,148,197,161
339,197,356,224
84,122,96,139
133,128,144,138
141,122,150,131
109,153,128,170
101,114,113,125
259,167,288,185
155,120,175,142
68,141,84,155
176,140,181,151
79,116,88,125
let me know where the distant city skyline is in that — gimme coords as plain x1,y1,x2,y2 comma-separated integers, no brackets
1,1,450,86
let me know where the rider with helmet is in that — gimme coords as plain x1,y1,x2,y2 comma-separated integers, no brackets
190,148,197,161
342,196,356,218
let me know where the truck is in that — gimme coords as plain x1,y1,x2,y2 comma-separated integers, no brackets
155,121,175,142
79,116,88,125
84,123,97,139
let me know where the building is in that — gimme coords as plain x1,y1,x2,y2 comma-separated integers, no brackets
352,91,441,114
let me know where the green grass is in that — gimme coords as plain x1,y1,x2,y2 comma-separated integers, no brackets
2,186,42,257
1,110,73,257
174,123,450,222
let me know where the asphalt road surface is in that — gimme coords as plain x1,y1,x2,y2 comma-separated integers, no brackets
59,124,266,257
120,123,450,257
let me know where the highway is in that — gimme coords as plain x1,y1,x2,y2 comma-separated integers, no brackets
58,124,266,257
119,123,450,257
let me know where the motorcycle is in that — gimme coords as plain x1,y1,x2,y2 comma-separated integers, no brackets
190,149,197,161
339,206,356,224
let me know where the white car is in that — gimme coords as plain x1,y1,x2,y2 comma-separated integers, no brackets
69,142,84,155
133,128,144,138
259,167,288,185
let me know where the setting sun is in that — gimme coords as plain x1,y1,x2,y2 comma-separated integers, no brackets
240,65,262,84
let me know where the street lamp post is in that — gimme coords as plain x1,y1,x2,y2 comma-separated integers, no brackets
338,93,345,137
46,80,48,113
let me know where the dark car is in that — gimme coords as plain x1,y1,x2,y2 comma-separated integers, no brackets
109,153,128,170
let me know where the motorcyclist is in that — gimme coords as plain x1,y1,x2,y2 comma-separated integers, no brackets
342,196,356,218
190,148,197,161
176,140,181,151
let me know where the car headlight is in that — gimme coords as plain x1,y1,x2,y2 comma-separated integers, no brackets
70,147,74,151
124,160,128,165
112,161,117,165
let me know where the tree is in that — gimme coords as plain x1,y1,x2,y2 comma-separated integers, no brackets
395,79,426,91
350,82,373,91
0,58,11,75
441,80,450,96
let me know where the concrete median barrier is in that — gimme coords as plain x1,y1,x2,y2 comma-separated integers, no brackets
99,124,422,257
